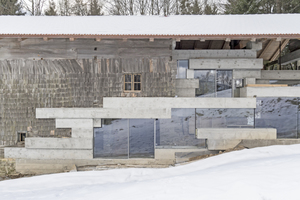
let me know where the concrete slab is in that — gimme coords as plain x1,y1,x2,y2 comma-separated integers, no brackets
5,148,93,159
37,108,171,119
103,97,257,109
240,87,300,97
25,138,93,149
189,59,263,70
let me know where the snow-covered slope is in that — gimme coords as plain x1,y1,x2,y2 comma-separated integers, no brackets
1,144,300,200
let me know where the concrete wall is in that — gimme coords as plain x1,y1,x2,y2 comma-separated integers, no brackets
240,87,300,97
175,79,199,97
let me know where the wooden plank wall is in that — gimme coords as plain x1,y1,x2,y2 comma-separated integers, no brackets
0,39,175,145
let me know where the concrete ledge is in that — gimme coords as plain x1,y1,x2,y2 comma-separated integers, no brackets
56,119,93,128
25,138,93,149
196,128,277,140
233,69,261,79
189,59,263,70
103,97,257,109
207,139,241,150
260,70,300,80
5,148,93,159
15,158,173,175
172,50,257,59
175,79,199,89
240,87,300,97
36,108,171,119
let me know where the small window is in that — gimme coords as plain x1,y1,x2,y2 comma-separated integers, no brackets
17,132,26,142
124,74,141,92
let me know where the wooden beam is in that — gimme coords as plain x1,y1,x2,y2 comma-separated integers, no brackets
208,41,213,49
200,38,205,42
222,41,229,49
259,39,274,58
95,38,101,42
176,38,181,42
281,48,300,65
18,38,26,42
149,38,154,42
43,37,49,41
69,38,75,41
250,38,256,42
123,38,127,42
225,38,231,42
276,37,282,42
270,39,290,61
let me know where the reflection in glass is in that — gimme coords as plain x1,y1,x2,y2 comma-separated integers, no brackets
216,70,232,97
194,70,216,97
94,119,129,158
125,74,131,82
196,108,254,128
129,119,154,158
176,60,188,79
255,97,298,138
156,108,205,148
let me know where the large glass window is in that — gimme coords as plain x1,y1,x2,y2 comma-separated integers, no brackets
156,108,205,148
255,97,298,138
94,119,155,158
176,60,189,79
194,70,233,97
196,108,254,128
94,119,129,158
129,119,154,158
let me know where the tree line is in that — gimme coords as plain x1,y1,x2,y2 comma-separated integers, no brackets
0,0,299,16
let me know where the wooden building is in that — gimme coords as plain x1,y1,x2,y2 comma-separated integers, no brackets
1,14,300,174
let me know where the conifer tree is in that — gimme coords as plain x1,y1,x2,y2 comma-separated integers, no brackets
0,0,25,15
89,0,102,15
44,0,57,15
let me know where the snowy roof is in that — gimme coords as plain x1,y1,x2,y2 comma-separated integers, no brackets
0,14,300,38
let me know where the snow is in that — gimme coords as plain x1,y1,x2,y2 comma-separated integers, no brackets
1,144,300,200
0,14,300,36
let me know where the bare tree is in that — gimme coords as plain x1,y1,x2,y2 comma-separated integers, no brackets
22,0,46,15
58,0,72,15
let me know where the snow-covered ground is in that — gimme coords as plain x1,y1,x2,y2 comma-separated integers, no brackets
1,144,300,200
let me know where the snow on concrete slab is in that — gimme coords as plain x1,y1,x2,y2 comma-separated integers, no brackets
1,144,300,200
0,14,300,36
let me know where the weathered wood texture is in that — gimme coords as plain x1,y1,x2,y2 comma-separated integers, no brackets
0,38,172,60
0,39,175,145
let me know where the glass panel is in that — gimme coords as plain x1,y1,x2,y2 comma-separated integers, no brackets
125,83,131,90
134,83,141,91
255,97,298,138
125,74,131,82
196,108,254,128
216,70,232,97
156,108,205,148
134,75,141,82
194,70,216,97
176,60,188,79
129,119,154,158
94,119,129,158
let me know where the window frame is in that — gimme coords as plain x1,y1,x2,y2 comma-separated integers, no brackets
123,74,142,92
